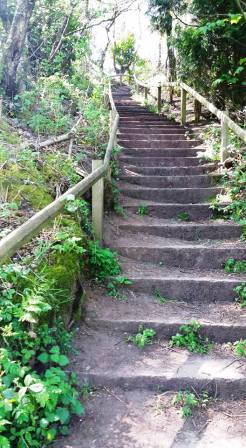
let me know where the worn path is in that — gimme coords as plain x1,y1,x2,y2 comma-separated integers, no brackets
56,85,246,447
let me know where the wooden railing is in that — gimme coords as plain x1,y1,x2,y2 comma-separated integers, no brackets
134,75,246,164
0,82,119,264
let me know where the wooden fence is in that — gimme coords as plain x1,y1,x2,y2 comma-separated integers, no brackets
134,75,246,164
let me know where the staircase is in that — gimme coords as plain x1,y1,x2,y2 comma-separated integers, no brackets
56,85,246,447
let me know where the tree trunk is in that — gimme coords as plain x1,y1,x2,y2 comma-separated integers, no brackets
1,0,36,97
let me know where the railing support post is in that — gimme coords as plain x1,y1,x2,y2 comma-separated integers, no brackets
144,87,148,100
136,83,140,94
157,85,162,114
194,99,201,124
92,159,104,242
221,113,229,164
181,87,187,125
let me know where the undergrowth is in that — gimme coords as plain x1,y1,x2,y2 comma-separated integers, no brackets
128,325,156,348
224,258,246,273
174,390,211,418
170,321,212,354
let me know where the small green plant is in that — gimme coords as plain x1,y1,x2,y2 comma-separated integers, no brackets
107,276,133,300
170,321,212,354
224,258,246,273
81,382,93,398
174,390,210,418
65,195,92,234
177,211,189,221
88,241,121,282
128,325,156,348
53,231,86,256
234,339,246,357
137,204,148,216
234,283,246,307
154,288,174,305
0,202,19,218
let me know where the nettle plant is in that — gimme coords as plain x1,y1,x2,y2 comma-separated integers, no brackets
170,321,212,354
128,325,156,349
0,263,84,447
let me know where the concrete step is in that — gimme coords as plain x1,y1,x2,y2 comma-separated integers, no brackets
120,175,218,188
115,218,242,240
120,184,222,203
119,128,187,135
119,132,190,139
121,148,203,158
120,122,184,128
118,139,201,149
121,200,214,220
53,388,246,448
122,164,216,175
119,259,245,302
111,235,246,270
119,117,177,123
86,292,246,343
120,156,204,167
71,327,246,397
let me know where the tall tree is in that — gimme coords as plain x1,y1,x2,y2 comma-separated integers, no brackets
1,0,36,97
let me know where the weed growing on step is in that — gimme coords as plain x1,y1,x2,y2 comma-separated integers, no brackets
112,180,128,217
177,211,189,221
234,283,246,307
170,321,212,354
154,288,175,305
224,258,246,273
81,382,93,398
137,204,148,216
234,339,246,357
107,276,133,300
128,325,156,348
88,241,121,282
174,390,211,418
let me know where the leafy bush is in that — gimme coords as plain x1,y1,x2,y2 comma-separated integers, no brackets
170,321,212,354
174,390,210,418
0,262,84,446
87,241,121,282
224,258,246,273
15,76,76,135
234,283,246,307
128,325,156,348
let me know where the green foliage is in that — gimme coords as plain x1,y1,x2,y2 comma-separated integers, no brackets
128,325,156,348
0,261,84,446
107,276,133,300
137,204,149,216
88,241,121,282
112,33,137,74
0,202,18,219
81,86,109,151
224,258,246,273
234,339,246,357
177,211,189,221
15,76,75,134
170,321,212,354
174,390,210,418
234,283,246,307
65,196,92,235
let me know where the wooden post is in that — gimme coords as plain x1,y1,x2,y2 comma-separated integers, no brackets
221,114,229,164
181,87,187,125
144,87,148,100
92,159,104,242
136,83,140,94
157,85,162,114
0,97,3,119
194,99,201,123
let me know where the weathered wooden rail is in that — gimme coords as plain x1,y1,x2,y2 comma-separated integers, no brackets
0,83,119,264
134,75,246,164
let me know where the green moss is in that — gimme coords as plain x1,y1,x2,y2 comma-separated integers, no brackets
0,119,21,145
0,163,52,210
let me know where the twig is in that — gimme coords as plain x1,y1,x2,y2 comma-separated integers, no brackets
68,138,74,159
103,387,129,406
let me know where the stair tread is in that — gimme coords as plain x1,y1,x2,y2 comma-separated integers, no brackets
70,326,246,385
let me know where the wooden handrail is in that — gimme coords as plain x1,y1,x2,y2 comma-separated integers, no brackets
0,85,119,264
134,75,246,163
